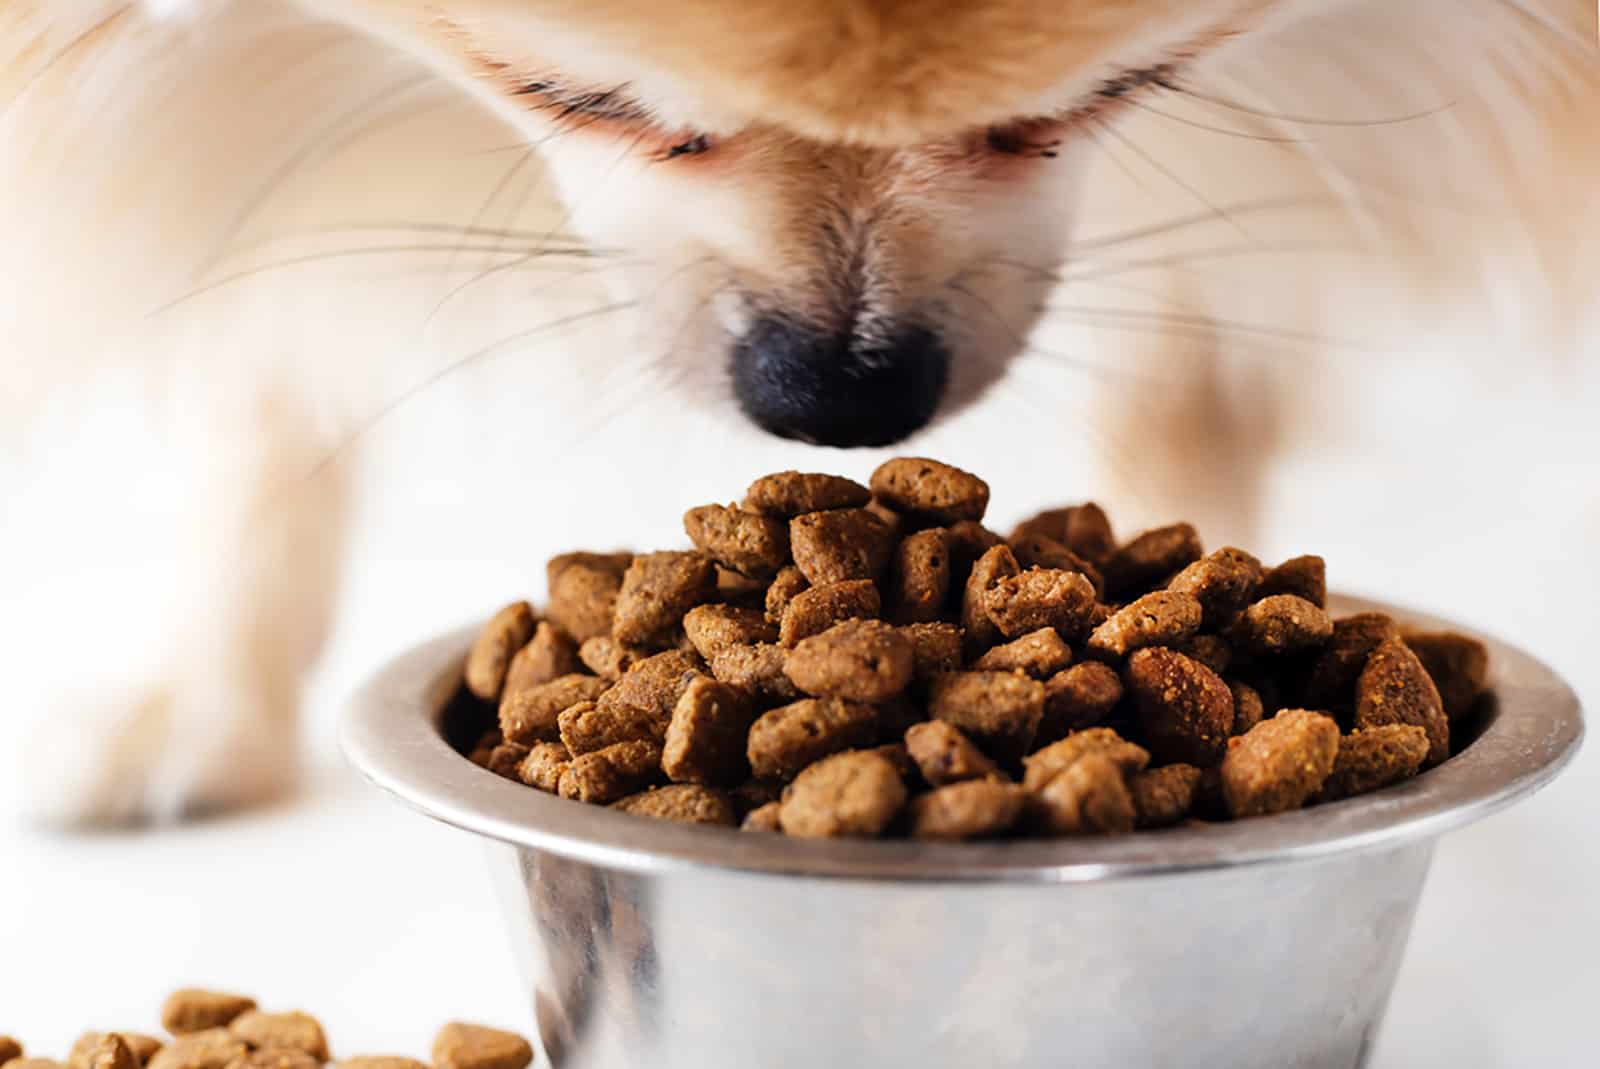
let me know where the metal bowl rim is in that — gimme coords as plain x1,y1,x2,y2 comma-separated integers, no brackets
341,593,1583,882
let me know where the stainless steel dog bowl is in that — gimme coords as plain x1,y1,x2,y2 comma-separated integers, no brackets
343,595,1581,1069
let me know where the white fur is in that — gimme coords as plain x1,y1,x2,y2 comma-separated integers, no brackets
2,0,1596,824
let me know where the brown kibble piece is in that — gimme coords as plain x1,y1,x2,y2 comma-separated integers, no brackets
1032,753,1136,836
708,642,802,704
741,801,784,832
1221,709,1340,818
613,784,737,825
224,1051,321,1069
1086,591,1203,661
1064,503,1117,562
1013,502,1117,564
601,649,703,720
516,741,572,792
1404,630,1490,722
1022,728,1149,791
1259,554,1327,608
149,1033,247,1069
1130,764,1203,828
1039,662,1124,742
1320,724,1431,801
927,671,1046,765
1124,647,1234,767
899,622,964,682
887,528,951,623
981,569,1098,641
559,699,661,755
910,780,1028,840
723,561,784,606
863,497,905,536
1010,534,1105,597
0,1039,22,1066
577,636,647,682
499,622,579,710
779,750,907,838
960,544,1020,651
547,552,632,642
161,991,258,1035
973,628,1073,679
683,504,790,579
431,1024,533,1069
612,551,717,645
464,601,536,702
872,741,919,781
1234,595,1334,656
683,604,778,660
780,579,880,647
904,721,1003,786
1103,523,1203,596
484,742,530,781
943,520,1005,581
84,1037,136,1069
1229,680,1265,736
1356,639,1450,766
747,698,879,779
557,740,664,804
788,509,894,586
1184,635,1233,677
663,676,757,785
743,471,871,516
784,619,914,703
470,729,503,767
71,1035,163,1069
227,1013,326,1061
499,674,610,745
1166,547,1263,627
869,457,990,524
764,566,810,624
1302,613,1403,709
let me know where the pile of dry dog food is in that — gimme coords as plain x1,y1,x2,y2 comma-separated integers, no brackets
459,458,1489,839
0,991,531,1069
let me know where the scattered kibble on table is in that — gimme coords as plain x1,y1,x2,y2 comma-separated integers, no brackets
0,992,531,1069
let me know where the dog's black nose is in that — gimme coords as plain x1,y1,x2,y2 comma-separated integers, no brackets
731,317,949,448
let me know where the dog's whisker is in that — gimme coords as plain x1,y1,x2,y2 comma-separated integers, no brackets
148,244,600,317
1067,240,1350,283
1073,196,1335,252
199,71,442,273
230,222,598,257
445,146,541,273
943,280,1122,384
306,298,640,482
1161,82,1457,129
1119,95,1307,143
1042,304,1360,351
1081,121,1156,195
1091,119,1253,240
0,3,136,125
422,120,653,326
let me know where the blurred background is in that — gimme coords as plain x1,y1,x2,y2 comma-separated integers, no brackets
1,1,1596,1064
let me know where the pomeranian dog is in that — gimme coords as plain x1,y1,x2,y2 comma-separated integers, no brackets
2,0,1596,825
